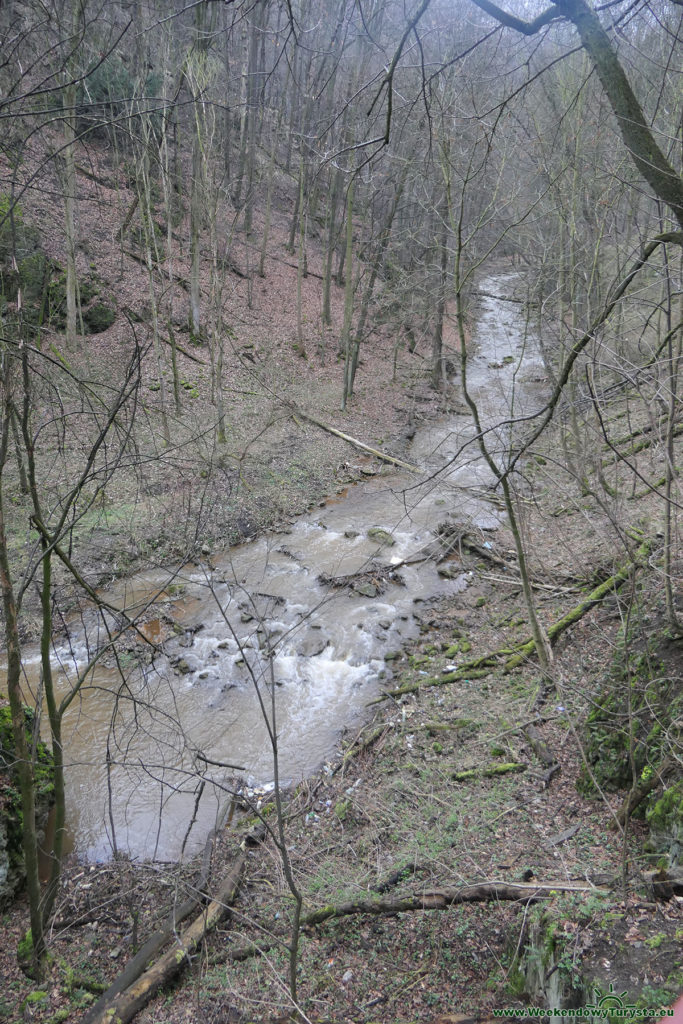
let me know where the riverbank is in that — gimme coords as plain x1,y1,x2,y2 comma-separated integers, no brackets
3,457,682,1021
2,277,682,1022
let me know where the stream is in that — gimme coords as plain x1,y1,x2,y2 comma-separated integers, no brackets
9,274,547,863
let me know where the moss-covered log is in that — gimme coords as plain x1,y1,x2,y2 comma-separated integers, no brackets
453,762,527,782
301,880,608,928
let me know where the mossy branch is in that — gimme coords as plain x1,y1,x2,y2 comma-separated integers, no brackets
377,539,652,700
453,762,527,781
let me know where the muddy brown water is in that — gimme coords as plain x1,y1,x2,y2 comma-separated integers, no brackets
4,275,547,862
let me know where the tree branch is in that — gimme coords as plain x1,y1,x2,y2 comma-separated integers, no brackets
469,0,559,34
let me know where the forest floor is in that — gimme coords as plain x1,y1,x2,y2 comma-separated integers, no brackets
1,145,682,1023
2,392,683,1024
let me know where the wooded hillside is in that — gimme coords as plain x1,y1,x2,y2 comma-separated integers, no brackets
0,1,681,1021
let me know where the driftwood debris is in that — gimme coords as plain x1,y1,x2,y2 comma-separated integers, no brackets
84,854,245,1024
437,523,580,589
437,522,508,564
292,409,419,472
331,718,391,776
318,562,404,596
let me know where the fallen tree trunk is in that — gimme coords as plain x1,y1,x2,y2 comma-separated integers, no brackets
157,332,207,365
377,538,653,700
604,422,683,464
292,410,419,472
216,878,608,965
453,762,527,782
122,248,193,293
301,879,608,927
83,895,201,1022
85,854,245,1024
122,309,207,365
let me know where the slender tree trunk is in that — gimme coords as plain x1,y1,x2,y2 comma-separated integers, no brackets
296,157,306,352
159,43,182,415
431,202,449,389
259,122,277,277
139,145,171,446
663,251,682,632
233,19,249,207
341,177,355,410
62,0,83,345
0,474,45,979
243,3,262,241
37,546,65,930
190,130,202,343
322,167,341,326
287,168,301,254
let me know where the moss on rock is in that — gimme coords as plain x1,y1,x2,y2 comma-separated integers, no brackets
646,783,683,866
578,637,682,799
83,301,116,334
0,703,54,908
